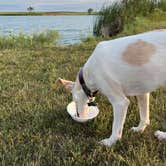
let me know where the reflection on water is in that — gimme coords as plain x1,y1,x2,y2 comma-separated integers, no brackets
0,15,96,45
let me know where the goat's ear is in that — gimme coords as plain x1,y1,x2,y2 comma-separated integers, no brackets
58,78,75,92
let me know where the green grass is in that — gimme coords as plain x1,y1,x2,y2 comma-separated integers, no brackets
116,11,166,37
0,30,59,49
94,0,166,37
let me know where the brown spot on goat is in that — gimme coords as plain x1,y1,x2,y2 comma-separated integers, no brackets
122,40,156,66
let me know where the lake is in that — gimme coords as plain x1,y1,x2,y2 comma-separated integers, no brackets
0,15,96,45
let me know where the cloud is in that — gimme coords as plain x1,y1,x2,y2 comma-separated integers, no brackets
33,0,108,4
0,0,114,11
31,0,110,7
0,0,111,5
0,0,24,5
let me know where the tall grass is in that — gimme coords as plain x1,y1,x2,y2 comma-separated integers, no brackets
0,30,59,49
94,0,166,37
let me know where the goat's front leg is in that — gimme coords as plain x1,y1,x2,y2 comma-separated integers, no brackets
100,97,130,147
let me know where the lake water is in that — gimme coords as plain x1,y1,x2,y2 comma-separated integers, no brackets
0,15,96,45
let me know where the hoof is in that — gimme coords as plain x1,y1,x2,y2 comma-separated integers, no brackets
131,122,149,133
154,130,166,140
99,137,118,147
131,126,145,133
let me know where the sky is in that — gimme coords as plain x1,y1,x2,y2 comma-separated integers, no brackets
0,0,115,12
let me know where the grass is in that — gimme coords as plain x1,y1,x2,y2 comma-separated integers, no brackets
0,30,59,49
116,10,166,37
0,11,97,16
0,8,166,165
94,0,166,36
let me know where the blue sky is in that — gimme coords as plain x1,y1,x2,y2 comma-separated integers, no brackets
0,0,114,12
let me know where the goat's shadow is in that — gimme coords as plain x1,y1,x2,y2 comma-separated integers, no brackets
40,105,112,140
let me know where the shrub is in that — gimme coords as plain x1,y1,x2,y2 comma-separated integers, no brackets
93,2,124,37
94,0,166,37
0,30,59,49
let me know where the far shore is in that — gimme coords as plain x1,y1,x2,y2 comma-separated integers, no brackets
0,11,97,16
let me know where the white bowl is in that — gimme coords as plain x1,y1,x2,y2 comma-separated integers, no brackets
67,101,99,123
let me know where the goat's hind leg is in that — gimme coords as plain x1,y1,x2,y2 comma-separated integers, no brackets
155,131,166,140
131,93,150,132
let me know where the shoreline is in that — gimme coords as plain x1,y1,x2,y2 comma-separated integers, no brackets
0,11,97,16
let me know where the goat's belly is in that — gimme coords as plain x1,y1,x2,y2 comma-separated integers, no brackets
121,73,166,96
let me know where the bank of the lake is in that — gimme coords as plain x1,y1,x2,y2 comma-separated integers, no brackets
0,11,97,16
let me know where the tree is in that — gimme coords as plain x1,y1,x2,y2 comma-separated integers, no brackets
88,8,93,14
27,6,34,12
